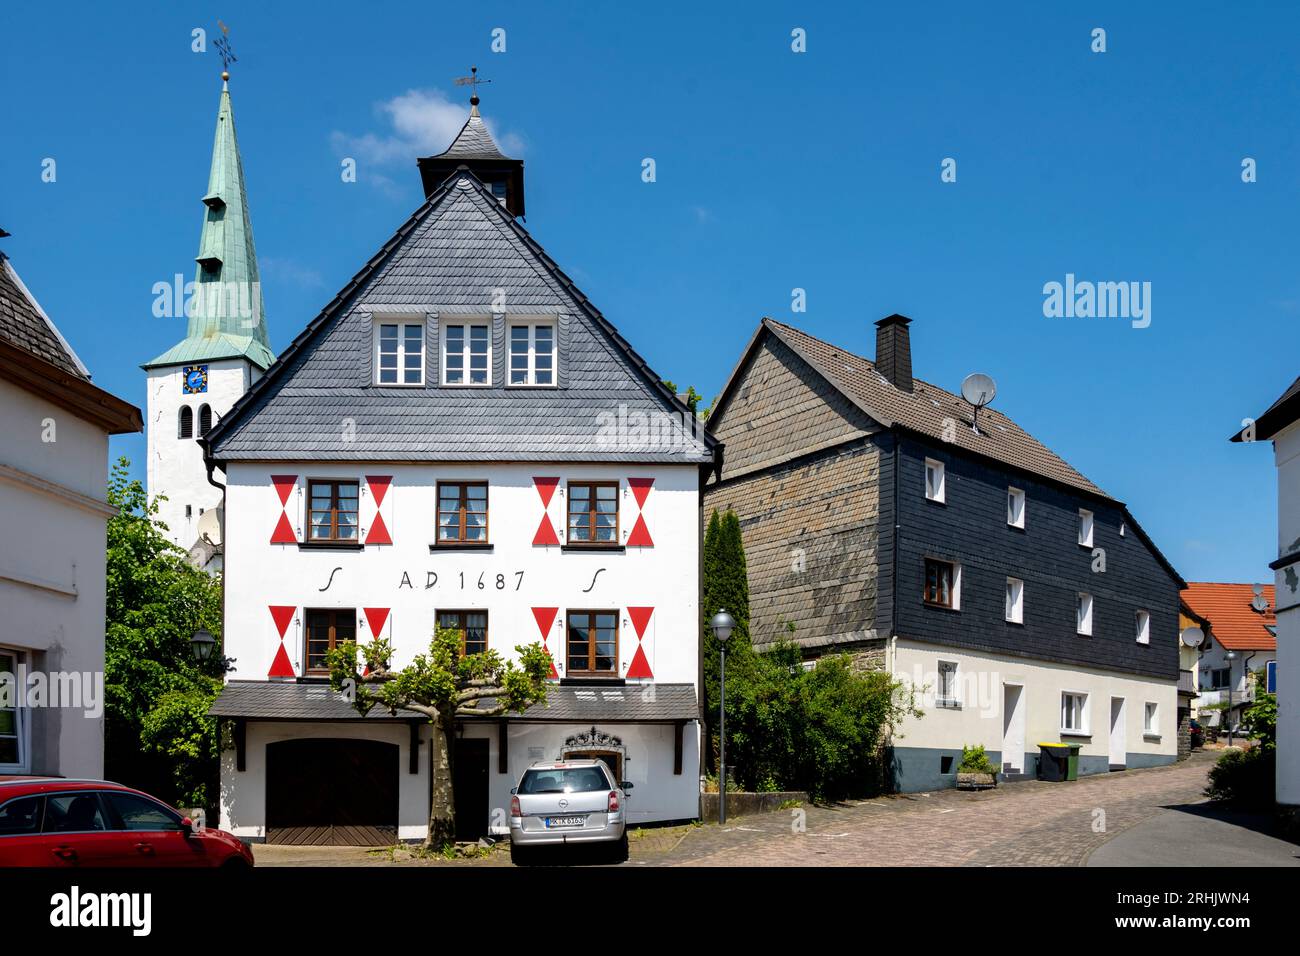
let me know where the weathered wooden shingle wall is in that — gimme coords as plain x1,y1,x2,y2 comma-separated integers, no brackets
706,333,885,651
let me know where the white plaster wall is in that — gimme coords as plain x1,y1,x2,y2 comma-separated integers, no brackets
145,360,250,548
892,639,1178,763
0,378,110,777
221,462,701,685
1273,419,1300,805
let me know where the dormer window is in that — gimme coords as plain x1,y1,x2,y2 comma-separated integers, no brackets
443,322,490,386
375,320,425,386
509,321,556,386
489,181,508,205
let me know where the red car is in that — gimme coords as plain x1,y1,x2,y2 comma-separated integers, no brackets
0,778,253,868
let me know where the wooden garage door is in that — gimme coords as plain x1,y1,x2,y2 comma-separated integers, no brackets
266,738,399,846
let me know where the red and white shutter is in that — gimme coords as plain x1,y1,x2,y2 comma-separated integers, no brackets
270,475,298,544
365,475,393,545
626,606,654,679
531,477,561,546
268,605,297,678
361,607,391,676
531,606,560,678
626,477,654,547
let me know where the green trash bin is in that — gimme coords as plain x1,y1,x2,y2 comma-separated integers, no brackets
1064,744,1081,781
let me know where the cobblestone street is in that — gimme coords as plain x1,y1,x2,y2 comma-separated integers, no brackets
665,750,1229,867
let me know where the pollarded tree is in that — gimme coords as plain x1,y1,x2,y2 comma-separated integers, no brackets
327,625,550,849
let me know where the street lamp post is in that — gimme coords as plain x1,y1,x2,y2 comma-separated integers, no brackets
1225,650,1237,747
709,609,736,825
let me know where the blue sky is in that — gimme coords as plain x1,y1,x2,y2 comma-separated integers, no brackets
2,2,1294,584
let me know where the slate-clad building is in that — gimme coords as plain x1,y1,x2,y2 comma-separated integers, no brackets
705,315,1184,791
205,93,714,844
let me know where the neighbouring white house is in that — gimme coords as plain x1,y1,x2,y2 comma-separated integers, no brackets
202,90,716,845
1233,377,1300,808
1183,582,1276,735
0,243,142,777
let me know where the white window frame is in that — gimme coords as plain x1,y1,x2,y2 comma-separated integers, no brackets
1135,609,1150,645
1078,508,1094,547
1007,487,1025,528
1144,701,1159,735
1061,691,1089,735
0,648,29,773
373,319,425,386
936,660,959,708
924,458,945,503
1077,592,1093,636
1005,577,1024,624
441,319,492,387
508,319,557,386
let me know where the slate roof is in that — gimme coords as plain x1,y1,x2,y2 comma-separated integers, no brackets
434,104,509,160
1232,374,1300,443
208,679,697,722
1182,582,1277,652
0,253,90,380
205,169,714,464
760,318,1109,498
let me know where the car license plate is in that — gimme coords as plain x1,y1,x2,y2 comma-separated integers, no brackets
545,815,586,828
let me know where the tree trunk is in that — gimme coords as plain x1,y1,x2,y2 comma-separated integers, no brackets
426,716,456,849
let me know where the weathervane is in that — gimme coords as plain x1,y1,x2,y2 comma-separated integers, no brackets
453,65,491,105
215,20,237,81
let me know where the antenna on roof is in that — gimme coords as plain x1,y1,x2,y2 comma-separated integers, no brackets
960,372,997,434
1251,584,1270,613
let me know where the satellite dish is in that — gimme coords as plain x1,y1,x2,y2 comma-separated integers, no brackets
1180,626,1204,648
960,372,997,432
1251,585,1269,613
197,506,223,547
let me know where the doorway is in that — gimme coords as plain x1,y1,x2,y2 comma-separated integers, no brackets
1001,684,1025,775
266,738,398,845
452,737,490,841
1109,697,1126,771
565,750,623,783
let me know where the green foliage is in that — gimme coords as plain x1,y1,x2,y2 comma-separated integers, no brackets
724,644,920,801
702,509,753,772
661,380,713,419
1206,745,1276,808
1242,692,1277,749
104,458,224,809
958,744,998,775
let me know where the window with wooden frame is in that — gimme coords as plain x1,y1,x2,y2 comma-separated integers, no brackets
436,482,488,544
305,609,356,674
442,322,491,386
923,558,957,609
308,479,360,542
438,610,488,657
566,610,618,676
567,482,619,546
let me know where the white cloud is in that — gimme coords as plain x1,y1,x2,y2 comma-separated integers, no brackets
331,88,524,173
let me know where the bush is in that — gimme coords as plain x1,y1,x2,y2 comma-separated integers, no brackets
720,643,919,801
958,744,998,775
1205,746,1275,808
1242,692,1277,749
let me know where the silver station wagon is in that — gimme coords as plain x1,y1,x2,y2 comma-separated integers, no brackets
509,759,631,865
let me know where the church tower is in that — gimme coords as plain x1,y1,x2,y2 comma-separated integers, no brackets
143,68,273,558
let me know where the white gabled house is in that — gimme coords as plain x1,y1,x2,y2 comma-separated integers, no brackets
204,95,715,845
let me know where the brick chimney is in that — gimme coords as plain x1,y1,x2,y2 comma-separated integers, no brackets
874,314,913,392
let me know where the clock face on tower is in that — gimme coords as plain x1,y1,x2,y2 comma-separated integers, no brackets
183,364,209,394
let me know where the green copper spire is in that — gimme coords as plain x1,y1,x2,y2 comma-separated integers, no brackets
145,79,274,370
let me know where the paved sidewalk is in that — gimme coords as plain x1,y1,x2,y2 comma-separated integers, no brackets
1088,804,1300,867
667,751,1227,867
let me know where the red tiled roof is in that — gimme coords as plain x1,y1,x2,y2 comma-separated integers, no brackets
1182,582,1277,651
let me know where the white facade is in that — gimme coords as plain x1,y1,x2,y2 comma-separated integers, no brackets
1195,637,1268,729
217,460,703,839
145,358,258,551
890,637,1177,789
0,378,124,778
1272,417,1300,805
